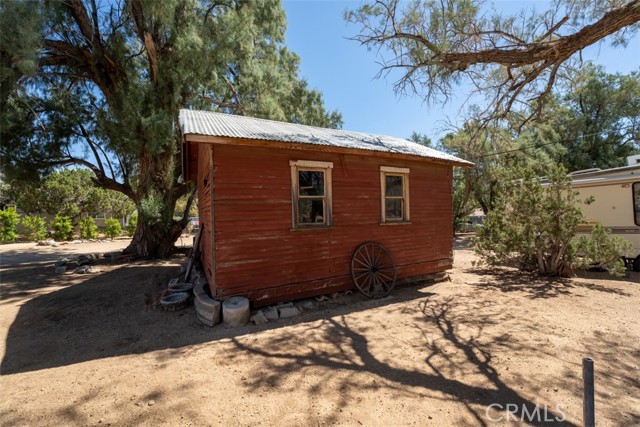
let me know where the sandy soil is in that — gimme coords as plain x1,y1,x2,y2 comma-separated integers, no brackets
0,236,638,427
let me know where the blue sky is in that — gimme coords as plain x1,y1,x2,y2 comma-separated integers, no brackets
282,0,640,142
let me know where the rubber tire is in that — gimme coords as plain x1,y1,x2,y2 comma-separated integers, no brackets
161,292,190,311
168,283,194,293
634,255,640,272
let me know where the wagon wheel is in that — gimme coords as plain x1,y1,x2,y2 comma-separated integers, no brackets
350,242,397,298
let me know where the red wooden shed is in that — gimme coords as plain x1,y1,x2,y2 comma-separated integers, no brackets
180,110,472,306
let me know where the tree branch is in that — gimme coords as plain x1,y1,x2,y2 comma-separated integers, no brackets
128,0,159,85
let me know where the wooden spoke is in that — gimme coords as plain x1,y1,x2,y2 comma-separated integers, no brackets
350,241,397,298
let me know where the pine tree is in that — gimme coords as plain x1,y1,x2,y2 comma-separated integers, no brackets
1,0,341,257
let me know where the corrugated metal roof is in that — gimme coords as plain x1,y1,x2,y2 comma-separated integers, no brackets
179,109,473,166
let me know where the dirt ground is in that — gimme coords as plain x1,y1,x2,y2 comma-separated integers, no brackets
0,236,638,427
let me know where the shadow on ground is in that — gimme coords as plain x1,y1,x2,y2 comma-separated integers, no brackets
228,295,576,426
0,259,433,376
467,268,635,299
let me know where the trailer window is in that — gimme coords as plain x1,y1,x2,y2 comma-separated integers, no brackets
290,160,333,228
634,182,640,226
380,166,410,223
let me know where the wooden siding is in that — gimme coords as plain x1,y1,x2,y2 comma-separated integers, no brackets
197,144,215,288
207,143,454,306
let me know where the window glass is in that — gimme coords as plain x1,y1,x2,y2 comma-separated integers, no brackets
298,170,324,196
381,170,408,222
290,161,332,228
385,199,403,220
385,175,403,197
298,199,325,224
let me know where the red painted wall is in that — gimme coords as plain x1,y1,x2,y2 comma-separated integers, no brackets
194,142,454,305
196,144,214,287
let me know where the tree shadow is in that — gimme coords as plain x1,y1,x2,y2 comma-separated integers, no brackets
227,296,575,426
0,260,433,376
468,268,631,299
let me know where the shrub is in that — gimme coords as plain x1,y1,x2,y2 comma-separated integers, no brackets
78,217,98,239
573,223,634,276
21,215,47,241
474,164,631,277
51,215,74,241
103,218,122,239
0,208,20,242
126,214,137,237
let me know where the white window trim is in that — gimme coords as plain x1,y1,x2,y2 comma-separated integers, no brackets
290,160,334,169
380,166,410,174
290,161,333,229
380,166,410,223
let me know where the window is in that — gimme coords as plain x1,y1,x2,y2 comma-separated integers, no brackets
380,166,410,223
633,182,640,226
290,160,333,228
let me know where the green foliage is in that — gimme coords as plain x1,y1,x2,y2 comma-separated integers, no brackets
408,132,432,147
573,224,634,276
5,169,135,221
474,165,582,275
1,0,340,256
346,0,639,126
103,218,122,239
549,64,640,170
78,217,98,239
474,165,633,277
51,215,73,241
126,214,138,237
0,207,20,242
21,215,46,241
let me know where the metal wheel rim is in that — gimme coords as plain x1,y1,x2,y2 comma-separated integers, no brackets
350,241,397,298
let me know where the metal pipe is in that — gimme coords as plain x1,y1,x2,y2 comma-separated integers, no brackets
583,357,595,427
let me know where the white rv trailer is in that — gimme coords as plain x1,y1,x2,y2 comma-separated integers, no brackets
567,162,640,271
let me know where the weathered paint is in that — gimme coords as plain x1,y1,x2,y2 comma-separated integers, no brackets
192,140,454,306
196,143,214,287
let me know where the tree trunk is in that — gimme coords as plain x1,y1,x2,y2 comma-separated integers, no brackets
127,215,184,258
122,150,192,258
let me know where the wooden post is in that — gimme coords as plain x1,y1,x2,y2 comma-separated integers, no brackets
583,357,595,427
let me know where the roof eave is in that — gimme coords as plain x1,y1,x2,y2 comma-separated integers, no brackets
183,133,474,168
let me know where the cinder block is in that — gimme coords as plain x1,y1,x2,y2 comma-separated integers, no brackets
263,307,279,321
250,310,269,325
278,306,300,319
193,282,207,297
194,294,221,326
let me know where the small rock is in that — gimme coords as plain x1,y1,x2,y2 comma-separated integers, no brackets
75,265,90,274
77,255,92,265
278,306,300,319
250,310,269,325
55,266,67,274
147,400,155,406
263,307,279,321
301,300,315,310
